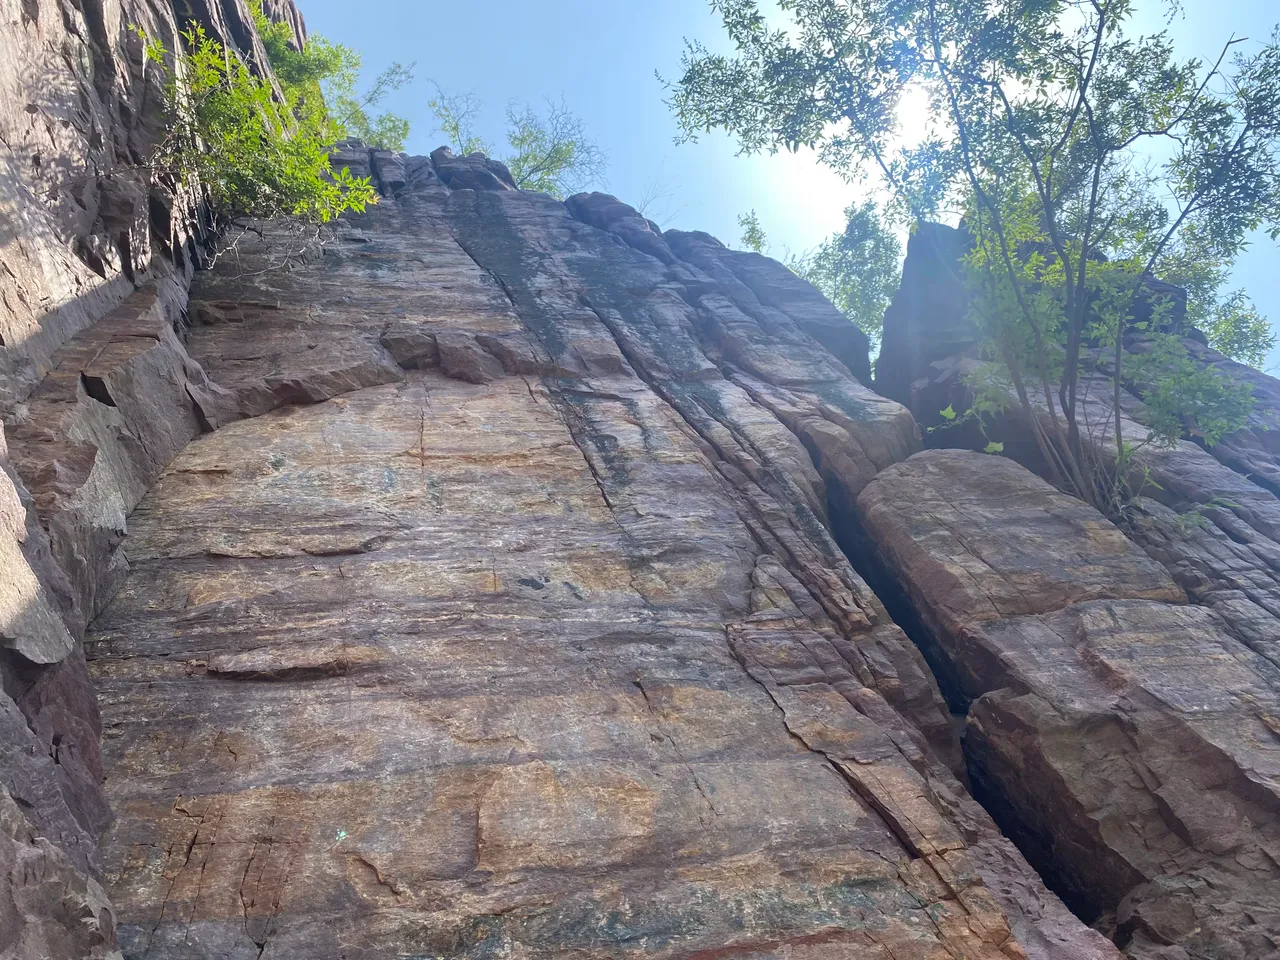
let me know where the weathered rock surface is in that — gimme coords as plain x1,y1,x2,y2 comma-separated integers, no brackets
0,787,121,960
0,0,305,408
860,449,1280,959
73,149,1125,960
15,8,1269,954
1,2,305,954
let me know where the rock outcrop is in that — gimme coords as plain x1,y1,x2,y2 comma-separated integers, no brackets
69,147,1126,960
874,229,1280,958
876,226,1280,672
4,6,1278,957
1,2,302,955
859,450,1280,959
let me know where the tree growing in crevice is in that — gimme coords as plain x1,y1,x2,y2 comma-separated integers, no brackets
130,7,418,274
137,22,376,229
428,84,607,199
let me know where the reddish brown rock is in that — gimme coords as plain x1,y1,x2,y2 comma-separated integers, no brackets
82,155,1117,960
878,225,1280,682
0,3,306,955
860,449,1280,958
0,0,306,407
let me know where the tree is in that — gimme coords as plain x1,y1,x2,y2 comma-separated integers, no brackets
788,200,901,346
738,209,767,251
505,98,608,197
428,86,606,199
427,85,490,155
1203,290,1276,367
1146,223,1275,366
252,4,415,151
138,22,376,228
668,0,1280,518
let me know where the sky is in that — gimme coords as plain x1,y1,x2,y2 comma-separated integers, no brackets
296,0,1280,370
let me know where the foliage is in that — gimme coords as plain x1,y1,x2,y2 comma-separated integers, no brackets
504,98,608,198
1202,290,1276,368
667,0,1280,517
252,3,414,151
138,22,376,227
633,164,684,225
788,200,901,344
429,87,607,199
1156,233,1274,366
428,85,490,155
1129,332,1257,446
737,210,767,251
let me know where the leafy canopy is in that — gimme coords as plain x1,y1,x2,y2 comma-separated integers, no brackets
737,210,767,251
139,22,376,225
252,4,415,151
668,0,1280,516
788,200,902,346
429,86,607,199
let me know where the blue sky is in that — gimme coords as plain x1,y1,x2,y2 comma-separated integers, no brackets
297,0,1279,370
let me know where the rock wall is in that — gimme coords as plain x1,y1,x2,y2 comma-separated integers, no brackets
66,146,1123,959
873,227,1280,958
860,451,1280,958
4,7,1278,956
0,2,301,956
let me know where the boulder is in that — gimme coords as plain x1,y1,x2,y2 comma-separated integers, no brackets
860,449,1280,958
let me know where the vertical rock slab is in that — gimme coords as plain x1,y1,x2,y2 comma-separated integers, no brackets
859,449,1280,958
85,152,1117,960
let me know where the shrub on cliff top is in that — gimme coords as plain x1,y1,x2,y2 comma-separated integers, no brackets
251,5,415,152
138,22,376,230
428,85,607,199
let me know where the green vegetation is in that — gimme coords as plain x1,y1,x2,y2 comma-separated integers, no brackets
139,22,375,225
135,5,415,241
737,210,766,251
428,85,607,199
1203,290,1276,368
668,0,1280,517
788,201,901,348
252,6,415,152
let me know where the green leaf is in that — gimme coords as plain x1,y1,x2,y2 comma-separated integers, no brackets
983,440,1004,454
939,404,957,421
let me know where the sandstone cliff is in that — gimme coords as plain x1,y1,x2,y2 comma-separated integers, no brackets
2,5,1279,960
1,1,302,955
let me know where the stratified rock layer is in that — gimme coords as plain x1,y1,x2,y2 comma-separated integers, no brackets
84,151,1118,959
860,450,1280,959
0,3,303,955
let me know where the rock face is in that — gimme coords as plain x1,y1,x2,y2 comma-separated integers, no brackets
4,8,1276,956
876,227,1280,674
0,2,302,956
70,148,1128,960
859,450,1280,959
